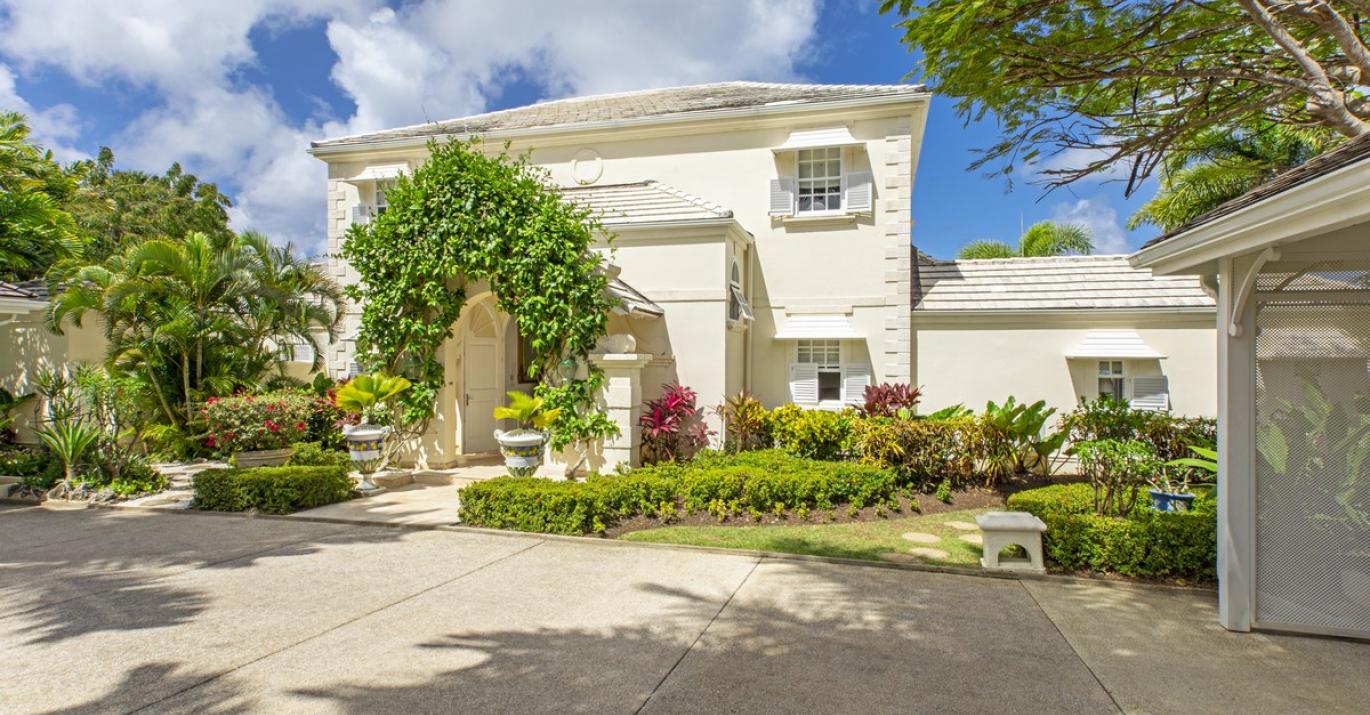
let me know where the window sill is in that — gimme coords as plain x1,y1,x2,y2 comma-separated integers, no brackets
779,212,859,226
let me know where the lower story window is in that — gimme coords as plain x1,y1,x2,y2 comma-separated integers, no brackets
798,339,842,401
1098,360,1125,401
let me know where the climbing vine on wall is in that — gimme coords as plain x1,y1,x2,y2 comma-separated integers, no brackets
341,137,620,453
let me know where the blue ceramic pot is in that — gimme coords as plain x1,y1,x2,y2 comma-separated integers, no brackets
1149,489,1196,512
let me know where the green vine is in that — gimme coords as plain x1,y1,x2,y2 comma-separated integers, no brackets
341,137,620,453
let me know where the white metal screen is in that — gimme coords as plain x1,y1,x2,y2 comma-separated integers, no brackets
1254,271,1370,637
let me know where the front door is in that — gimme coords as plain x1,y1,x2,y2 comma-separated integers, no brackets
462,304,500,453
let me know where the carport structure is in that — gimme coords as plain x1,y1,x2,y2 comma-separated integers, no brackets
1133,134,1370,638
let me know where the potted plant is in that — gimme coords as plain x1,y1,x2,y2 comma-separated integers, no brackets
335,373,412,491
1156,445,1218,511
493,391,561,477
204,393,312,468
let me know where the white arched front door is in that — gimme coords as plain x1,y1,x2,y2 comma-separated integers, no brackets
462,301,501,454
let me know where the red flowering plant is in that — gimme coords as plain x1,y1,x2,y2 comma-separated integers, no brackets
639,382,713,465
860,383,922,418
203,391,314,455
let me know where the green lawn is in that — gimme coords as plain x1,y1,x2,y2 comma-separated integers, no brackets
619,507,995,566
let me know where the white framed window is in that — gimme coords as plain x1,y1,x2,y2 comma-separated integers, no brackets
728,259,753,324
374,180,394,215
1098,360,1125,401
796,147,842,214
790,340,869,406
798,339,843,402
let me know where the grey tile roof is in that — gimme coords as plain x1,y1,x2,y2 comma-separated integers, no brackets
1142,132,1370,249
312,81,927,149
915,255,1215,312
563,181,732,226
0,280,44,301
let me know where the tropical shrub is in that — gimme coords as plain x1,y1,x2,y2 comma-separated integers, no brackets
639,383,711,465
493,391,561,431
1009,482,1216,580
0,445,61,483
714,390,770,453
1075,439,1162,518
288,441,353,468
852,416,982,487
977,397,1065,481
0,387,35,444
194,465,355,514
458,449,900,535
861,383,921,418
768,404,855,461
1063,396,1216,464
204,392,313,455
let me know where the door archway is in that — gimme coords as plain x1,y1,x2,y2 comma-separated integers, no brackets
461,299,502,454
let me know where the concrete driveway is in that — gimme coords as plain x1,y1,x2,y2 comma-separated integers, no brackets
2,505,1366,714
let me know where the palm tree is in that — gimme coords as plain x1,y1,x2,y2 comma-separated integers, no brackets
1129,124,1338,232
48,231,345,428
0,112,80,280
957,220,1094,259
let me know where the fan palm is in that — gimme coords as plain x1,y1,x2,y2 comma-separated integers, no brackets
1129,124,1338,232
957,220,1094,259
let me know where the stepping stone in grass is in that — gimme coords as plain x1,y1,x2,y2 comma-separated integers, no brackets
901,532,941,544
945,520,979,531
880,552,917,563
908,547,950,560
959,533,983,545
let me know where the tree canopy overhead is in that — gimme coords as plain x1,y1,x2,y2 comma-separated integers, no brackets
881,0,1370,193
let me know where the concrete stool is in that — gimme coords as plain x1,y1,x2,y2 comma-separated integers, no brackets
975,511,1048,574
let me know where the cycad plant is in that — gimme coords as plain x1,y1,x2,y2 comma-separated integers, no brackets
36,418,101,497
958,220,1093,259
335,373,413,425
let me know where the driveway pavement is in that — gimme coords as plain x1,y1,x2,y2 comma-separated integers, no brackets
2,505,1366,714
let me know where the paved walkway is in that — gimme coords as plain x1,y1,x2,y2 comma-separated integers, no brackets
3,506,1366,714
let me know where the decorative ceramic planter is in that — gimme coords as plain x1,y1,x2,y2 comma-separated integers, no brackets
233,448,295,469
495,429,547,477
1149,489,1196,512
343,424,390,492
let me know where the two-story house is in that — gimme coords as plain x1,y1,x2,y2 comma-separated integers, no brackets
308,82,932,470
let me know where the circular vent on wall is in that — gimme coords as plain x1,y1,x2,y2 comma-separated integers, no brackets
572,148,603,185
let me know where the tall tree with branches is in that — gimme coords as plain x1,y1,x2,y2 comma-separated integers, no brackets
0,112,79,281
881,0,1370,193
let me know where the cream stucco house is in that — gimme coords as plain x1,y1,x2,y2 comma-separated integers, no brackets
308,82,931,470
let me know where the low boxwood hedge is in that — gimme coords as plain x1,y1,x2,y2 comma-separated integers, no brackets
1007,482,1216,580
194,465,355,514
457,449,900,535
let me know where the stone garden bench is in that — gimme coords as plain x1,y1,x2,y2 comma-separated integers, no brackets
976,511,1047,574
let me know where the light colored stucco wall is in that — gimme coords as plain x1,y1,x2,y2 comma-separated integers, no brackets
317,99,928,462
913,311,1218,419
1,315,107,442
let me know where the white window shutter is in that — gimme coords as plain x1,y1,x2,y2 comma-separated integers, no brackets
844,171,873,212
350,204,370,225
789,363,818,404
842,363,871,404
769,177,796,216
1130,376,1170,412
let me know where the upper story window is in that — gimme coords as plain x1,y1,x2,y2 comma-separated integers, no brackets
796,148,842,213
769,127,873,219
728,259,753,324
374,180,394,216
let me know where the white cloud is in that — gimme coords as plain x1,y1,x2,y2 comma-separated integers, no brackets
0,0,821,253
1050,197,1131,254
0,63,88,162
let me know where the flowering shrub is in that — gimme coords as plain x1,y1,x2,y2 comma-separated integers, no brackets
639,383,712,465
204,392,313,455
860,383,922,418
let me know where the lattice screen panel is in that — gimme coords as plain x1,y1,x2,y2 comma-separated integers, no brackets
1254,283,1370,636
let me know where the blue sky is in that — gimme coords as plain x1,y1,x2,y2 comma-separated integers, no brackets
0,0,1158,258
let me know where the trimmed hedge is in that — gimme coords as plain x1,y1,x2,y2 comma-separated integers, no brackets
195,465,355,514
767,405,855,461
1007,482,1216,580
458,449,900,535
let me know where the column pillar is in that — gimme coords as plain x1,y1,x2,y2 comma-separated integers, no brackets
589,352,652,470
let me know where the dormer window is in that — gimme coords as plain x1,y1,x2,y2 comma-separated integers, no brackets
769,127,873,218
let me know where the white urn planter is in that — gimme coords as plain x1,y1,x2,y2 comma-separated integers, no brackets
495,429,547,477
343,423,390,492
